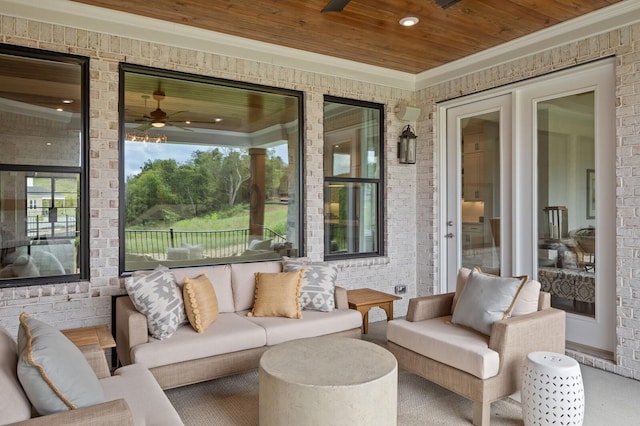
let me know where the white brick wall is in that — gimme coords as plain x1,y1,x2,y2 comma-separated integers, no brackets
0,14,415,336
415,23,640,379
2,12,640,380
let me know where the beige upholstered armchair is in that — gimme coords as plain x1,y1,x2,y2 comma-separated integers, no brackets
387,270,566,426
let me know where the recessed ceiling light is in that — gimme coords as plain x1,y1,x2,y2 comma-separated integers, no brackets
399,16,419,27
214,118,223,123
56,108,64,112
185,120,191,124
62,99,74,104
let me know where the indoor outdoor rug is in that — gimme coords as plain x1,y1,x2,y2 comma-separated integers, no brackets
165,369,523,425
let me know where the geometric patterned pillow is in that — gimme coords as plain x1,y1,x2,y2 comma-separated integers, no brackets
283,259,336,312
125,265,185,340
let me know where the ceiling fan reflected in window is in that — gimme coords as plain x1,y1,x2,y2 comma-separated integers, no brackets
321,0,461,13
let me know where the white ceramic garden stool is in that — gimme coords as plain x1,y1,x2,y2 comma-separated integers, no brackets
522,351,584,426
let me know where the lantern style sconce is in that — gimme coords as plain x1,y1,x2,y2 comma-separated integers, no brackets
398,125,417,164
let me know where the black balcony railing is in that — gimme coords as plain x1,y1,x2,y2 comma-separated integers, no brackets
124,228,287,260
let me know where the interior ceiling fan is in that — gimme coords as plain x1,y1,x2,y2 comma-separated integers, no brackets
135,84,190,131
321,0,461,13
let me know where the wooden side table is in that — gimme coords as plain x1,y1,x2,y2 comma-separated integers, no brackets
347,288,401,334
61,324,116,350
61,324,116,377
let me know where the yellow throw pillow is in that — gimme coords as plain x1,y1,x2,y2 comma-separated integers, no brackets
247,271,303,319
183,274,219,333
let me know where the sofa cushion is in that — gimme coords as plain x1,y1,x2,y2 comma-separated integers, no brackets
125,265,186,340
101,363,183,426
451,268,527,335
172,265,234,313
387,316,500,380
244,309,363,346
283,258,337,312
247,271,303,319
0,326,32,423
183,274,219,333
131,313,267,369
17,313,105,415
231,261,282,311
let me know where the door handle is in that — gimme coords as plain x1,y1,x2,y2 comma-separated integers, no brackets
444,233,455,238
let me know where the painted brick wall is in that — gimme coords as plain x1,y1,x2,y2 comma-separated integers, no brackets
415,24,640,379
0,14,415,338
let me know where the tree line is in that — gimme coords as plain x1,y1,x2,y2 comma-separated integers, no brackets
125,147,288,226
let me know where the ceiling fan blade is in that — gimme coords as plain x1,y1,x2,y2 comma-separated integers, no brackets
135,123,153,131
166,122,193,131
322,0,351,13
435,0,462,9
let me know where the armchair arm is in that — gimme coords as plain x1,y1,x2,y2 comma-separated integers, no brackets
406,293,455,322
115,296,149,366
334,286,349,310
489,307,566,382
8,399,134,426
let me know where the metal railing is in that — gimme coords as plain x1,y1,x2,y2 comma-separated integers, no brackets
124,227,287,260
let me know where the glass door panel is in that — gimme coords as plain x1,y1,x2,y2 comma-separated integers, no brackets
460,112,501,274
536,92,595,317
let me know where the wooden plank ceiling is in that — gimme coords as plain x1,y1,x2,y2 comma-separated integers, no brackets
70,0,622,74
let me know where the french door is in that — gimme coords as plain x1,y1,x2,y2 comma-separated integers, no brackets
441,59,616,352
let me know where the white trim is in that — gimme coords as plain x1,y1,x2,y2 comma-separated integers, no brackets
0,0,639,90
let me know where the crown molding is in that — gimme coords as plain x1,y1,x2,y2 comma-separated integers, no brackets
0,0,416,90
415,0,640,90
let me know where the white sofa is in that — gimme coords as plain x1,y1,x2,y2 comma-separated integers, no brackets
116,260,363,389
0,325,182,426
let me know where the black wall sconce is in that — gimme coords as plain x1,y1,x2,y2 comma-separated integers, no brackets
398,125,417,164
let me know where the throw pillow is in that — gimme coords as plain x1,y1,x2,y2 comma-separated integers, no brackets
247,271,303,319
283,258,337,312
451,267,472,314
16,313,104,415
183,274,219,333
125,265,185,340
451,268,528,335
511,279,542,316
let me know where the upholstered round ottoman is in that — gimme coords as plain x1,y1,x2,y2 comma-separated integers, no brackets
522,351,584,425
259,336,398,426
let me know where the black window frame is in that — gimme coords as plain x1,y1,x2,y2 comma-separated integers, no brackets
323,95,385,260
0,44,90,288
118,63,305,275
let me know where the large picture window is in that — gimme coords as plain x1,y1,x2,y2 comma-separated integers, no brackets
0,45,89,286
120,65,302,272
323,96,383,258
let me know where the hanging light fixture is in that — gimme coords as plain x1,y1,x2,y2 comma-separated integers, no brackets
398,125,417,164
125,131,167,143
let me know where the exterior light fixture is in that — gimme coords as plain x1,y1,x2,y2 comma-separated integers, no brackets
398,125,417,164
399,16,419,27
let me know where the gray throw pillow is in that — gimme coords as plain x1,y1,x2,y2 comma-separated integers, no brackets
451,268,527,335
16,313,104,415
125,265,185,340
283,259,337,312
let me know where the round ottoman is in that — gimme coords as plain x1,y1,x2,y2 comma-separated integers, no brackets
522,351,584,425
259,336,398,426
